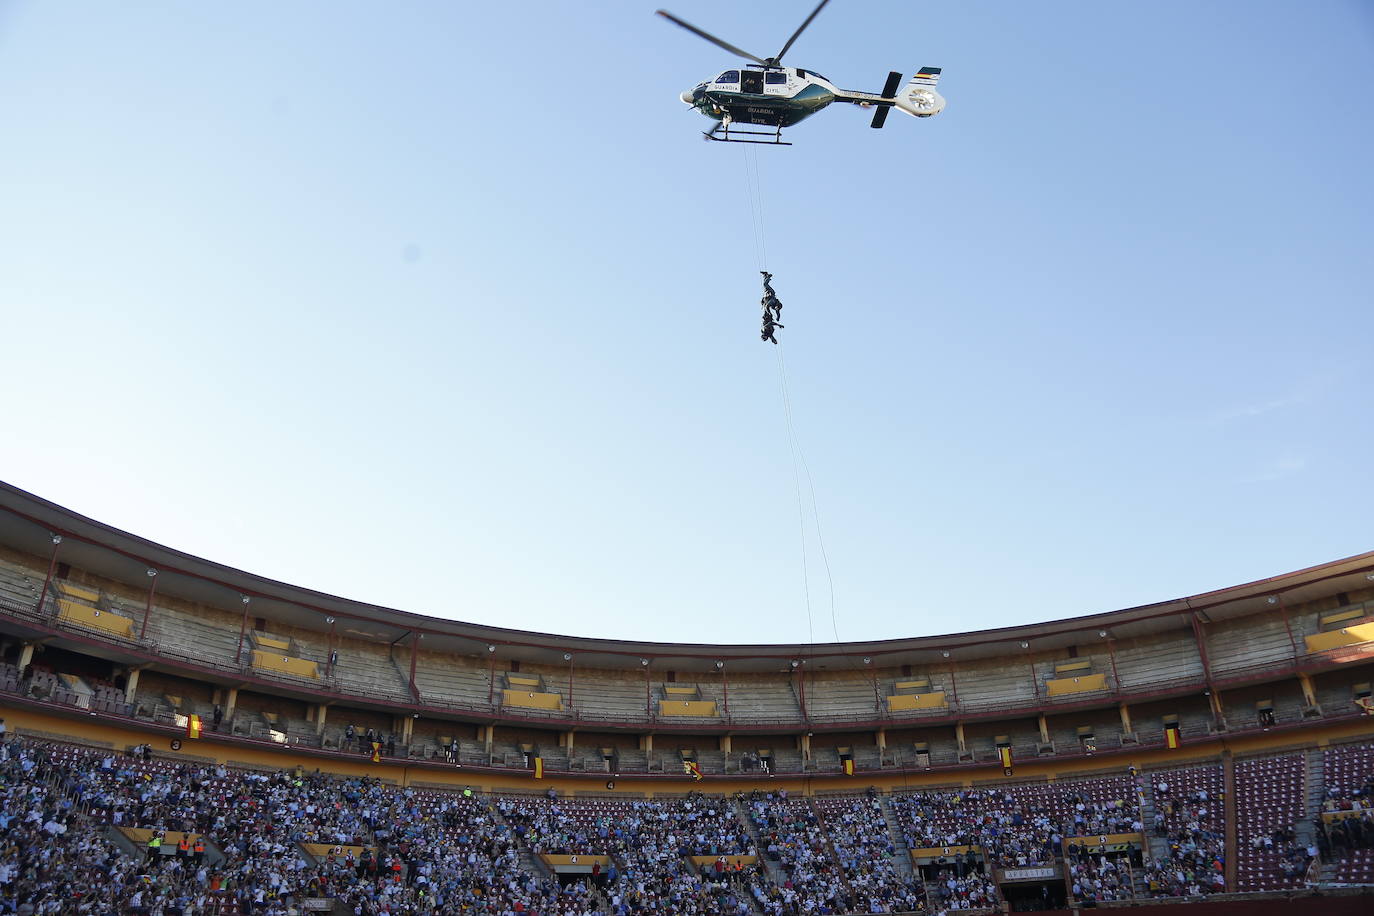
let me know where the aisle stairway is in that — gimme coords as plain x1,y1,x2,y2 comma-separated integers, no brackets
1299,747,1326,852
732,796,788,886
877,794,919,880
1137,776,1170,864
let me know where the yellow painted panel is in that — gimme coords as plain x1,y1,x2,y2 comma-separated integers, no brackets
540,854,611,867
56,581,99,603
893,679,929,691
254,635,291,651
1322,810,1373,824
57,600,134,638
503,689,562,710
1320,608,1364,626
1305,623,1374,653
911,844,980,859
507,675,541,688
302,843,373,859
663,685,698,695
689,855,758,867
250,649,320,679
1054,659,1092,674
1046,673,1108,696
658,699,717,716
1063,832,1144,847
888,691,946,711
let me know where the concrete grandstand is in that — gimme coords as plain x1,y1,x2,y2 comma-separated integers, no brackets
1,479,1372,915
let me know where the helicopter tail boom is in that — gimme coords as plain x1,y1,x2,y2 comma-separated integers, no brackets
836,67,945,124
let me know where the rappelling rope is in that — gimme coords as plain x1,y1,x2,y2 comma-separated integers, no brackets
745,144,812,643
745,142,838,645
775,344,815,645
777,344,841,643
748,146,769,270
742,145,768,272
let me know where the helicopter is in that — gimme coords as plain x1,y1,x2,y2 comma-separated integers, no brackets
658,0,945,145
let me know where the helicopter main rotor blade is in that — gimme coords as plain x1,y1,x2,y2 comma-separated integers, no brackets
656,10,769,66
773,0,832,64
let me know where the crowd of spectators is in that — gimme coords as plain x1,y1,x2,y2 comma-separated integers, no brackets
1140,767,1226,897
925,868,997,911
498,792,757,915
1318,741,1374,881
1065,850,1134,903
10,730,1371,915
746,790,858,914
888,775,1140,871
0,737,232,914
811,795,925,914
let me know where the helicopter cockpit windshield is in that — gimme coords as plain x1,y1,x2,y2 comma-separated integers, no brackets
715,70,740,84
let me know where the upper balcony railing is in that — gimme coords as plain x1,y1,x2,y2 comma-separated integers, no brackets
2,591,1369,732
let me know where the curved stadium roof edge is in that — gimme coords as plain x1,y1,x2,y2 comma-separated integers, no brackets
2,479,1371,671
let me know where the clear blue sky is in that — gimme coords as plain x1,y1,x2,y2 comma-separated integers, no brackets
2,1,1371,646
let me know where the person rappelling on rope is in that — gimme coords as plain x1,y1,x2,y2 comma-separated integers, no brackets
761,312,784,345
761,271,782,321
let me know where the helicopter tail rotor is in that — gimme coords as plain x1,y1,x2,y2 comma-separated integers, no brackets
893,67,946,118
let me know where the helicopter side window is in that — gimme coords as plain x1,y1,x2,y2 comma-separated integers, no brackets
715,70,739,84
765,72,788,85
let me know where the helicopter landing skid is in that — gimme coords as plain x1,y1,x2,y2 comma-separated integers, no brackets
704,124,792,146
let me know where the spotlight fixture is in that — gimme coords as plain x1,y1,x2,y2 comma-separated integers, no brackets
790,660,800,668
1267,596,1278,605
146,568,157,578
487,645,496,653
50,534,62,545
640,658,649,666
862,657,871,665
1098,630,1108,638
1019,641,1029,649
241,595,251,605
941,651,950,658
715,660,724,669
563,653,572,661
325,616,334,624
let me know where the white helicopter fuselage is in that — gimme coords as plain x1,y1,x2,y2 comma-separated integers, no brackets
680,65,944,129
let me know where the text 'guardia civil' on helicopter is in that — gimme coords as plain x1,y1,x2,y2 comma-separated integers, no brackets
658,0,946,145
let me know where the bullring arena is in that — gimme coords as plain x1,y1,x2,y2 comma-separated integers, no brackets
1,480,1372,915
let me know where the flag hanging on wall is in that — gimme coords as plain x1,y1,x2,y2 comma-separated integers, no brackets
842,759,855,776
999,746,1013,776
1164,724,1182,749
186,715,202,739
683,760,703,781
371,741,382,763
533,757,544,779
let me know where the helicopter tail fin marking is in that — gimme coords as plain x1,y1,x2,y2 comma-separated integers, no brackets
911,67,941,87
870,70,904,128
893,67,946,118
